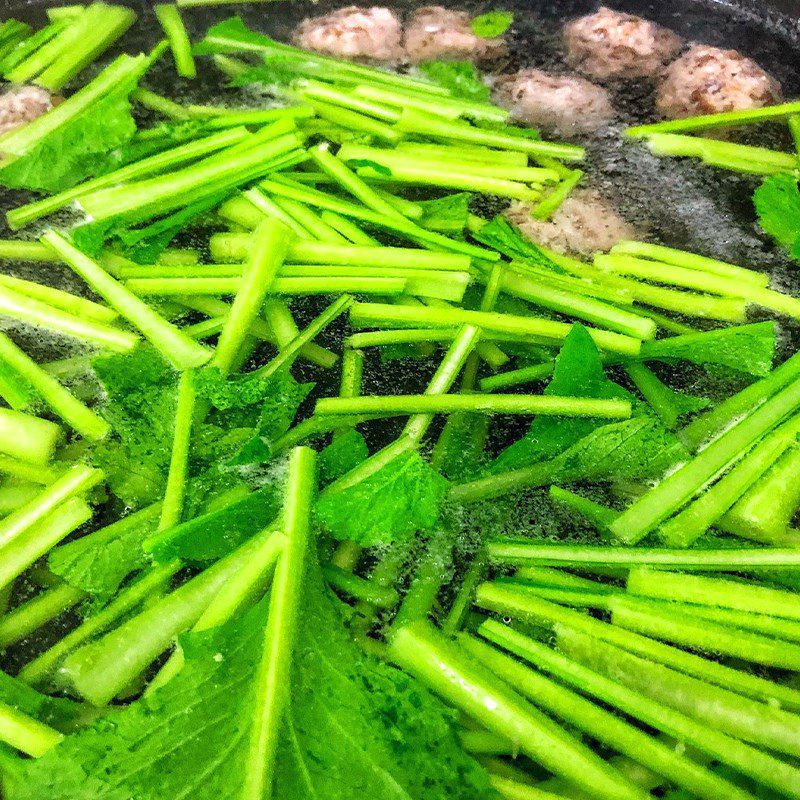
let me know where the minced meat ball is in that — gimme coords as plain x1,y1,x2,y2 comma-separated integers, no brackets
403,6,506,62
505,190,636,256
292,6,403,61
493,68,614,136
0,85,52,136
656,44,782,119
564,6,681,80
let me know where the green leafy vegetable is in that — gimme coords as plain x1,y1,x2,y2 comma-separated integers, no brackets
470,11,514,38
490,324,630,472
316,449,449,545
318,429,369,485
754,173,800,257
47,504,161,601
473,215,556,267
418,61,490,102
2,567,492,800
418,192,472,233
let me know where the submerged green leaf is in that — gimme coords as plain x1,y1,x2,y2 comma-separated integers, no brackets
754,173,800,257
418,61,490,102
470,10,514,38
316,450,449,545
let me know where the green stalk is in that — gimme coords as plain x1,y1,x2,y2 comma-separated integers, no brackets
155,4,195,78
668,601,800,643
315,394,631,418
272,196,347,242
212,218,292,375
145,529,286,697
660,413,800,546
349,302,642,357
19,561,180,687
475,582,800,709
557,624,800,758
609,594,800,671
0,701,63,757
0,408,60,465
642,132,798,173
0,332,108,441
79,123,302,221
131,87,191,120
338,143,559,184
245,447,315,800
213,234,471,271
0,360,33,411
393,109,585,162
532,169,583,220
596,253,800,318
354,162,543,202
0,464,98,550
0,482,40,514
8,128,249,229
498,269,655,339
627,567,800,621
480,362,557,392
59,523,284,705
0,283,139,353
177,295,337,368
387,621,647,800
319,210,379,245
441,551,488,636
480,619,800,800
32,4,137,91
0,275,117,324
304,98,402,142
354,84,508,124
253,294,352,379
487,540,800,569
323,564,398,607
682,349,800,450
395,141,525,166
0,497,92,592
0,456,60,485
0,21,63,74
42,232,212,371
159,370,195,531
259,177,497,260
626,100,800,136
609,373,800,544
312,144,409,222
547,486,618,531
720,444,800,543
609,241,769,286
512,565,614,592
127,276,407,297
0,581,85,647
790,115,800,154
462,634,752,800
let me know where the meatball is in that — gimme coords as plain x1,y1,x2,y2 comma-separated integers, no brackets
493,69,614,137
292,6,403,61
0,85,52,136
564,6,681,80
656,44,782,119
505,190,636,257
403,6,506,63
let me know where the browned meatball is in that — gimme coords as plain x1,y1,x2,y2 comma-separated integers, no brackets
493,69,614,136
292,6,403,61
0,85,52,136
564,6,681,80
656,44,782,119
403,6,506,63
506,190,636,257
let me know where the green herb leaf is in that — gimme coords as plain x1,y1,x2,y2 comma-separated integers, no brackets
418,192,472,233
3,564,491,800
0,90,137,193
318,429,369,485
754,173,800,257
48,505,160,601
490,324,625,472
473,215,557,267
470,10,514,38
418,61,490,102
316,450,449,545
